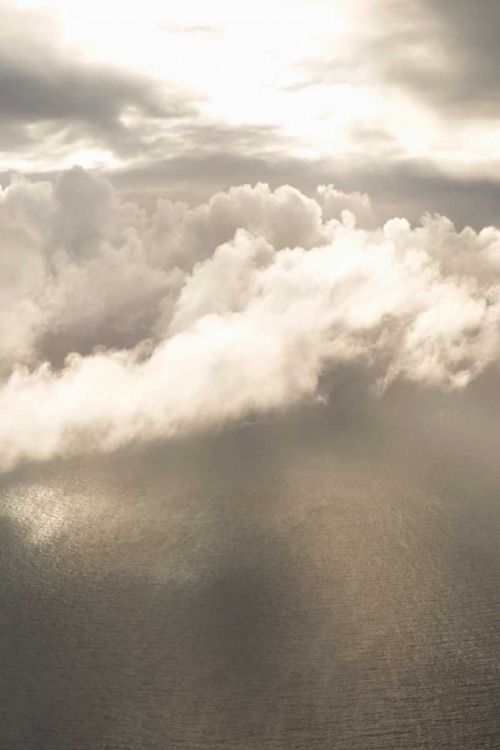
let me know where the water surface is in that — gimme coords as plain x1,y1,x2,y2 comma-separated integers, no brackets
1,394,500,748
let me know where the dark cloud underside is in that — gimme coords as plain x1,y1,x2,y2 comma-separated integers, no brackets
375,0,500,116
0,5,197,157
110,152,500,230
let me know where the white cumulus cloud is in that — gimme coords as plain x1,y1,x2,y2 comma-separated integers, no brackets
1,166,500,471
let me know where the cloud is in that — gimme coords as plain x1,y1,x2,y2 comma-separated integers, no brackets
294,0,500,121
359,0,500,118
1,168,500,470
110,151,500,231
408,0,500,116
0,3,294,171
0,3,196,159
158,24,222,36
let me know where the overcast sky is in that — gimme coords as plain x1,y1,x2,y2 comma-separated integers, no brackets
1,0,500,471
2,0,500,224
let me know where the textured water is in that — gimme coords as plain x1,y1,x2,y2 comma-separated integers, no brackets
1,394,500,749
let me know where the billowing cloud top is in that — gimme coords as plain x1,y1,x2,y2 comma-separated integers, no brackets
1,167,500,471
2,1,500,470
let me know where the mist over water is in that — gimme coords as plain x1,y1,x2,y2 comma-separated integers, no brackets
2,384,500,749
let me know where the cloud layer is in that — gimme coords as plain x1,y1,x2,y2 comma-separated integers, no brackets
1,167,500,471
0,3,196,163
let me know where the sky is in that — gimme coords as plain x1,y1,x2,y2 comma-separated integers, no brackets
1,0,500,471
3,0,500,223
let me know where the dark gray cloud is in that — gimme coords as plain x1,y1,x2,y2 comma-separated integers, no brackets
356,0,500,119
413,0,500,114
5,145,500,231
109,150,500,230
361,0,500,118
0,3,290,167
116,121,288,169
0,4,197,157
295,0,500,119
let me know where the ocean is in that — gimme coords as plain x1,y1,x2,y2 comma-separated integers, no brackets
1,389,500,749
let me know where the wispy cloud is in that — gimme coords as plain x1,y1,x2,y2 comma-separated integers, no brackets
157,23,222,36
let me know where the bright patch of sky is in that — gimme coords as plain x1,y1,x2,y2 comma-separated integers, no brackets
5,0,500,177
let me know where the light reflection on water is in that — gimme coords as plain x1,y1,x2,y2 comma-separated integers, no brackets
1,409,500,749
